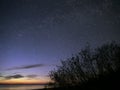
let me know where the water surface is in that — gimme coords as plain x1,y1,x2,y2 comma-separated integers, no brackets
0,84,45,90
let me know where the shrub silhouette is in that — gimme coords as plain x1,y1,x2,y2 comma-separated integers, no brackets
49,42,120,87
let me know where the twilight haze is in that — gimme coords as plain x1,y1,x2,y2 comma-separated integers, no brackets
0,0,120,84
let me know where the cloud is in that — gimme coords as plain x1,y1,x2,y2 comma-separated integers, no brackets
0,73,3,77
6,64,45,70
5,74,24,80
0,74,2,76
0,75,3,77
2,74,39,80
26,74,38,78
0,72,40,80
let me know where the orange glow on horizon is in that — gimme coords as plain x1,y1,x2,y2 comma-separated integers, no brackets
0,77,51,85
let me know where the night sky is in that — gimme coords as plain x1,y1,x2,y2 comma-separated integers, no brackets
0,0,120,84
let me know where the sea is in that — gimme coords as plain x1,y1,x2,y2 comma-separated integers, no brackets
0,84,46,90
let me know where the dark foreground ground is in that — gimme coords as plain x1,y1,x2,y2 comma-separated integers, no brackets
33,84,119,90
33,81,119,90
33,70,120,90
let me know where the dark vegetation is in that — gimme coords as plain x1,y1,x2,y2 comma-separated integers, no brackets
48,42,120,90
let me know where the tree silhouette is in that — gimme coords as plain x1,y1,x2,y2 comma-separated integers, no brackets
49,42,120,87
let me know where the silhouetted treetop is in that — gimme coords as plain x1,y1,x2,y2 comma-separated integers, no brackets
49,42,120,87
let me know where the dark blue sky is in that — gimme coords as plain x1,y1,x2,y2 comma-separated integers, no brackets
0,0,120,83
